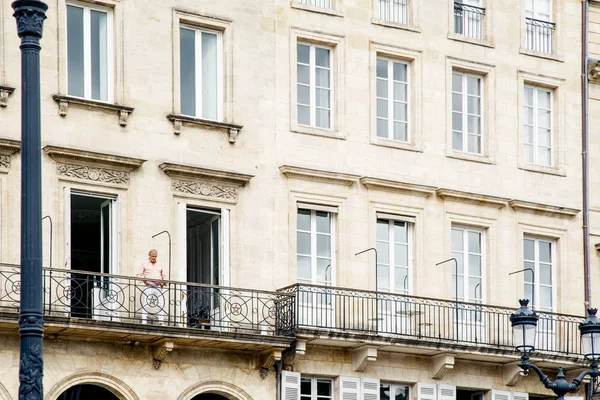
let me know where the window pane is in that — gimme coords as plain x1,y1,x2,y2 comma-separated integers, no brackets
539,241,552,263
524,144,534,163
394,102,407,121
524,87,534,106
395,386,410,400
394,221,407,243
540,263,552,285
467,76,480,95
451,229,463,251
317,380,332,396
377,119,389,138
525,106,534,126
525,283,534,303
297,44,310,64
316,211,331,233
524,262,535,283
298,65,310,84
395,267,408,291
377,59,388,78
467,134,481,154
452,252,464,274
316,109,330,128
393,62,407,81
524,239,535,260
540,286,552,308
538,147,551,166
470,277,482,300
316,68,330,88
378,265,390,289
377,99,388,118
453,131,463,151
377,241,390,264
317,234,331,257
201,32,218,120
317,258,332,282
467,96,480,114
298,105,310,125
524,125,534,144
377,220,389,241
393,82,407,102
394,122,407,141
315,47,330,67
90,10,108,101
301,378,312,395
538,89,551,109
297,209,311,231
468,254,481,276
452,112,463,131
452,73,462,92
381,384,391,400
316,88,330,108
452,93,463,112
538,110,551,129
377,79,388,98
468,116,480,134
395,244,408,266
297,256,311,280
297,232,311,254
180,28,196,116
67,5,85,98
297,85,310,105
538,129,551,147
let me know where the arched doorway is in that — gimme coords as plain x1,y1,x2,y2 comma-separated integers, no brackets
58,384,119,400
191,395,229,400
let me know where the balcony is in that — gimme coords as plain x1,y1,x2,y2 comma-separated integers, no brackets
280,284,586,366
454,2,485,41
0,264,295,352
526,17,555,54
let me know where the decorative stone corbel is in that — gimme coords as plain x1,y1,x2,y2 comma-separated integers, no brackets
589,59,600,84
503,361,523,386
0,86,15,107
430,353,455,380
228,127,240,143
259,350,282,379
152,339,174,370
352,346,377,372
173,119,182,135
58,100,69,116
282,340,306,368
119,110,130,127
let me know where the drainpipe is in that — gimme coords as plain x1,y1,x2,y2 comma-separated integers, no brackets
582,0,592,310
275,360,282,400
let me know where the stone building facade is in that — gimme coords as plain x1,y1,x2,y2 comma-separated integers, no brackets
0,0,597,399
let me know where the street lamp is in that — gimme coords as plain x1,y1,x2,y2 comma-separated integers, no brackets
510,300,600,400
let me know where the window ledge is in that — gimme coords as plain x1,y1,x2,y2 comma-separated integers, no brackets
371,137,422,153
292,125,345,140
447,151,494,165
166,114,243,144
518,163,566,177
371,18,421,33
519,48,564,63
0,85,15,108
447,33,494,48
291,3,343,17
436,188,511,208
509,199,580,218
52,95,134,127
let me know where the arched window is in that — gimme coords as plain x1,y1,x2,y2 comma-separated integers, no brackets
58,384,119,400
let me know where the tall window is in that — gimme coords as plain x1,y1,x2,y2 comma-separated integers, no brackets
180,26,221,120
526,0,553,53
67,3,110,101
524,85,552,166
301,377,333,400
381,383,409,400
298,0,331,8
297,209,333,286
454,0,484,40
297,43,332,129
452,72,483,154
523,237,554,312
376,219,411,294
451,227,483,304
379,0,408,25
376,58,409,142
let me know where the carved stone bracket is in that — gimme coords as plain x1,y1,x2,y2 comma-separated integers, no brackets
0,86,15,107
430,353,455,379
352,345,377,372
503,361,523,386
166,114,243,143
259,350,282,380
52,95,134,126
589,60,600,84
0,138,21,173
152,339,174,370
282,340,306,368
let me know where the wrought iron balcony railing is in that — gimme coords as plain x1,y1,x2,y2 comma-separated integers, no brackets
0,264,295,336
454,2,485,41
526,17,555,54
279,284,585,356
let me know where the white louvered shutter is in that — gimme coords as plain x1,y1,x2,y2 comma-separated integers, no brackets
340,377,361,400
438,385,456,400
491,390,511,400
362,378,380,400
282,371,300,400
511,392,528,400
417,384,437,400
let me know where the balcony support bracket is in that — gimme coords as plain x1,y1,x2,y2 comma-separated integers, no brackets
259,349,282,379
353,345,377,372
152,339,174,370
283,340,306,368
503,361,523,386
430,353,455,379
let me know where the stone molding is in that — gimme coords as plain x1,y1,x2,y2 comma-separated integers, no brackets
280,165,360,186
45,371,139,400
509,199,580,218
430,353,455,379
352,345,377,372
282,340,306,368
503,361,522,386
436,188,510,208
57,163,130,185
0,86,15,107
177,380,253,400
166,114,243,143
152,339,174,370
52,95,134,127
360,177,437,197
159,162,253,186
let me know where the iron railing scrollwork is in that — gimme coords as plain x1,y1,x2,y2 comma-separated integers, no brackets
454,2,485,40
526,17,555,54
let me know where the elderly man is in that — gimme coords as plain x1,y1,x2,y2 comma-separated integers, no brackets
137,249,167,324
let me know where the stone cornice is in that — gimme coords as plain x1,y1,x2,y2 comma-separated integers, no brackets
52,95,134,127
0,138,21,155
158,162,254,186
166,114,243,143
43,145,146,172
279,165,360,186
360,177,437,197
509,200,580,218
436,188,510,208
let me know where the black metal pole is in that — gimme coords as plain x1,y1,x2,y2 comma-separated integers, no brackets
12,1,47,399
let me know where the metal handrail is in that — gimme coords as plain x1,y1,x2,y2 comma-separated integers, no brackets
454,2,485,14
526,17,555,27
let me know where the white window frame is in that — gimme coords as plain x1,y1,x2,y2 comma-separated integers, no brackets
452,71,483,155
525,0,553,54
376,218,412,295
526,0,552,22
451,226,485,304
453,0,484,40
378,0,409,25
300,376,333,400
297,42,334,130
298,0,332,9
524,85,553,167
65,1,114,102
376,57,410,143
523,236,556,313
179,24,223,121
296,208,336,286
380,382,410,400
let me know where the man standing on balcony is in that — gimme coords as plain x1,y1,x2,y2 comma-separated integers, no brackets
137,249,167,325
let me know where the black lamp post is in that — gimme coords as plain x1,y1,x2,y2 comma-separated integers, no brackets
12,0,48,399
510,300,600,400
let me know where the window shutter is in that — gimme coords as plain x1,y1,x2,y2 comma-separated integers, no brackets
361,378,380,400
281,371,300,400
511,393,528,400
438,385,456,400
417,384,437,400
340,377,360,400
491,390,511,400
